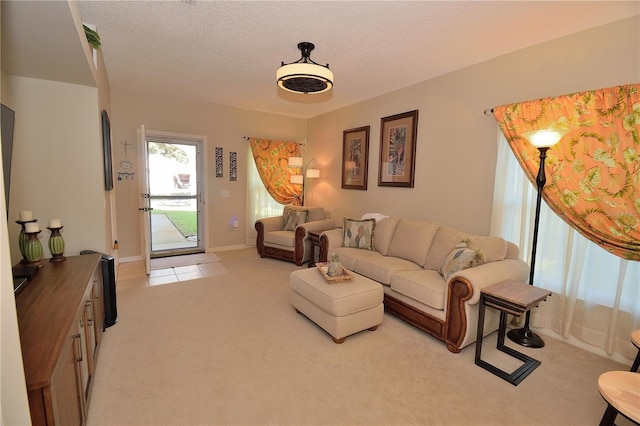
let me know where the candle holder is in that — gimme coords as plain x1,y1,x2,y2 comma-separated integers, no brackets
16,219,37,265
47,226,66,262
23,230,44,269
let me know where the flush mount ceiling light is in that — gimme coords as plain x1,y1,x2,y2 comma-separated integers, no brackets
277,42,333,94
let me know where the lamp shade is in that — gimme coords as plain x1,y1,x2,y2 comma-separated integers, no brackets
288,156,303,167
290,174,304,184
277,42,333,94
522,129,568,148
277,63,333,94
306,168,320,179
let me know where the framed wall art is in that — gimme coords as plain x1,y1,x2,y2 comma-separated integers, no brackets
378,110,418,188
341,125,370,190
215,146,223,178
229,151,237,181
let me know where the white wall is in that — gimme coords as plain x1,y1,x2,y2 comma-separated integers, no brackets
305,16,640,236
0,80,31,426
111,16,639,260
6,76,107,263
1,2,112,421
110,89,307,258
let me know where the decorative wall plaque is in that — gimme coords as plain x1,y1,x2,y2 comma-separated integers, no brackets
215,147,223,178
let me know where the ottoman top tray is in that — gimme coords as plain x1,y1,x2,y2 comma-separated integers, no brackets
316,262,352,283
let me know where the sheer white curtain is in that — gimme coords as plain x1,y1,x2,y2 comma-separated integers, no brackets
491,130,639,364
246,146,285,245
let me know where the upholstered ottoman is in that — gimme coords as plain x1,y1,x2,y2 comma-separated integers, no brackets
290,268,384,343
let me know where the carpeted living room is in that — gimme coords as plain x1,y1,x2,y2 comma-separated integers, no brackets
87,248,633,425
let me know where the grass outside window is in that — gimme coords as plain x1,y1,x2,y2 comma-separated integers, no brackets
152,210,197,238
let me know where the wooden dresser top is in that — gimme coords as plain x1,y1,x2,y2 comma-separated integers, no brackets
15,254,101,390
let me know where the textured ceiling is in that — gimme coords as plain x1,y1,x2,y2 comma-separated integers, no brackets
75,1,639,119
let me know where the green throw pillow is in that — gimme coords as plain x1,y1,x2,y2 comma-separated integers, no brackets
343,218,375,250
440,239,486,281
283,209,308,231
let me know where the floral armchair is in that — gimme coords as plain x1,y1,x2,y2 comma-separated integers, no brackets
255,205,334,266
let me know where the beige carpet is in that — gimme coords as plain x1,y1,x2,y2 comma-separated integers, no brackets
150,252,221,270
88,248,633,425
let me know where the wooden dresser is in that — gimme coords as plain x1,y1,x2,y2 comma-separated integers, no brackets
15,254,104,426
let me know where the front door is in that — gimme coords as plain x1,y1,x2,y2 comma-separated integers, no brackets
140,131,204,259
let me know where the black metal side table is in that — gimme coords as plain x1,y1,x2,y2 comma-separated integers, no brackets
475,280,552,386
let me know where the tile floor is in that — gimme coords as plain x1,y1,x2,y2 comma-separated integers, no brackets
117,260,228,291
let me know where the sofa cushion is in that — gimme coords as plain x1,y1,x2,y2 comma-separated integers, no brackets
424,225,466,271
264,230,295,248
425,225,509,270
332,246,382,271
468,235,508,263
283,205,325,223
354,256,421,285
373,217,400,256
343,218,376,250
390,270,447,310
283,209,308,231
440,241,486,281
305,206,326,222
387,220,440,266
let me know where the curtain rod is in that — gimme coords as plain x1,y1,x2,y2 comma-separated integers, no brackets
244,136,307,145
483,108,494,116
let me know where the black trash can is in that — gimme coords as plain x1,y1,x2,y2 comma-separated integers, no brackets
80,250,118,329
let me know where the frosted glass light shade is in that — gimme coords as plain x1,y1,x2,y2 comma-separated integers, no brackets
306,168,320,179
522,129,568,148
290,174,304,184
277,63,333,94
288,157,303,167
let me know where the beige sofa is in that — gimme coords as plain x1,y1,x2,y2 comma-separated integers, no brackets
255,205,335,266
320,217,529,353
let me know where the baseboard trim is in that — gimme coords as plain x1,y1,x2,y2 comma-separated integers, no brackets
118,245,252,264
119,255,143,263
207,244,251,252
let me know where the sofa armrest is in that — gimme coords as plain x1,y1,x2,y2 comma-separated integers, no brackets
255,216,285,258
450,259,530,305
293,219,336,263
255,216,285,232
319,228,343,262
443,258,529,352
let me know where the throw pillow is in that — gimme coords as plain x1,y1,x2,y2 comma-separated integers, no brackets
342,218,376,250
283,209,308,231
467,235,508,263
440,239,486,281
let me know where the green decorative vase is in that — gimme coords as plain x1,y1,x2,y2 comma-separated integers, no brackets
48,227,66,262
19,229,29,261
24,232,44,268
16,220,35,265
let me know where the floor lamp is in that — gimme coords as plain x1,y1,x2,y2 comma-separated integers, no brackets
507,128,567,348
288,157,319,206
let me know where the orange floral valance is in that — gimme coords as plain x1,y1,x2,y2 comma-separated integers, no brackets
250,138,302,206
493,83,640,261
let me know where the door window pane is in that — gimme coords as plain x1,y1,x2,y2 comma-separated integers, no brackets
150,198,198,251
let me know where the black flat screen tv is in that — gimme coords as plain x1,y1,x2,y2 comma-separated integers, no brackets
1,104,16,216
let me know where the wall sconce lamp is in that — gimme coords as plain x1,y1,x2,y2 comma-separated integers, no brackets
507,128,567,348
288,156,320,206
